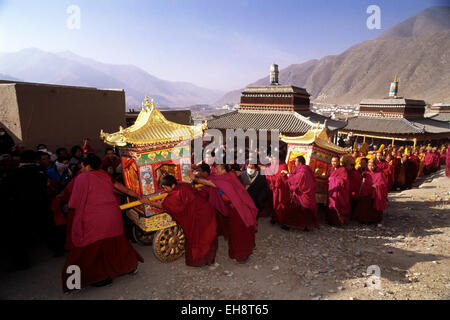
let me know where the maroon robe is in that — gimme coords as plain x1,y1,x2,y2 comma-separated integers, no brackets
446,150,450,178
348,169,362,214
391,157,401,187
162,183,218,267
440,151,446,166
403,159,418,188
266,171,290,225
208,172,258,262
284,165,319,230
423,152,436,175
353,169,388,223
326,167,351,226
433,152,441,170
62,170,143,292
376,160,390,186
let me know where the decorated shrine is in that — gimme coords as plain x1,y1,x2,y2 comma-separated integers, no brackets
100,96,204,262
280,124,351,204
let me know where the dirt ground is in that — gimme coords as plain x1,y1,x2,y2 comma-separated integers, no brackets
1,169,449,300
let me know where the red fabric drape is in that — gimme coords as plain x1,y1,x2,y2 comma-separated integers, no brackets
162,183,217,266
209,172,258,231
327,167,351,226
69,170,124,247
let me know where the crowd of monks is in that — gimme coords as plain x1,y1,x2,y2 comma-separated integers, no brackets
4,139,446,293
145,143,449,274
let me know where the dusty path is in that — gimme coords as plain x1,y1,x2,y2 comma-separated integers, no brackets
1,169,449,300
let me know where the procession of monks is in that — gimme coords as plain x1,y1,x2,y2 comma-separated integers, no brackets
55,142,448,292
266,143,449,231
119,143,450,273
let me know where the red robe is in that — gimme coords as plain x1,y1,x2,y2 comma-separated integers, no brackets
391,157,401,187
376,160,390,185
208,172,258,262
348,169,362,213
408,155,420,184
353,169,388,223
433,152,441,170
162,183,218,267
423,152,436,175
440,151,447,166
265,162,289,222
266,171,290,225
101,156,121,171
326,167,351,226
284,165,319,230
446,150,450,178
62,170,143,292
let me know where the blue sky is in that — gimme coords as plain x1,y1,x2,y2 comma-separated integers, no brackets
0,0,447,90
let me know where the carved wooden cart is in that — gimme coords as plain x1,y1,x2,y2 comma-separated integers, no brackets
100,97,204,262
280,125,350,204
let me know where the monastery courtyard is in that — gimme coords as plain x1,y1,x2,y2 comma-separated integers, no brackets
1,169,449,300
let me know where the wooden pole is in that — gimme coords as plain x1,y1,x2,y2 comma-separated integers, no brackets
119,184,204,211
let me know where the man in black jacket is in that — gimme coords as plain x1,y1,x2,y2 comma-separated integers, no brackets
0,127,15,156
5,150,63,271
239,163,269,213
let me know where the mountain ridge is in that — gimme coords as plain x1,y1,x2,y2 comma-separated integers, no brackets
0,48,224,109
217,6,450,106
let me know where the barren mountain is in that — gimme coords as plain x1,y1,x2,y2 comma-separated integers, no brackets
0,48,224,109
217,6,450,106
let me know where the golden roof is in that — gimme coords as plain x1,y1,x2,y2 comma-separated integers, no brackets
280,124,350,154
100,96,204,147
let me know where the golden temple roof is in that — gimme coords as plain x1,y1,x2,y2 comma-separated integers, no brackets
100,96,204,147
280,123,350,154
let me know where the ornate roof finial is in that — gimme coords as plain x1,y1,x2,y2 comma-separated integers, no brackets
270,63,279,85
389,75,399,98
144,95,151,107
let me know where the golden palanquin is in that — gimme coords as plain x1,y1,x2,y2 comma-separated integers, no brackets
280,126,350,204
100,96,204,262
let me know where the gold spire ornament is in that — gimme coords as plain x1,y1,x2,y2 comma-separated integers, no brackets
100,96,204,147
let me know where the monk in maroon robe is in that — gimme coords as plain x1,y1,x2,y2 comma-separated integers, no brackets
353,159,388,223
423,147,436,175
264,158,289,225
384,154,395,191
191,164,258,263
151,175,218,267
433,148,441,171
439,147,447,166
348,166,362,216
326,155,352,226
408,152,420,183
446,148,450,178
375,152,390,179
284,156,319,231
62,154,143,292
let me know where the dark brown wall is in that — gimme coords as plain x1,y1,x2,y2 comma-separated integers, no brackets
12,83,126,155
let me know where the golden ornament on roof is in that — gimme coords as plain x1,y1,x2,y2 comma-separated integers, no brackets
100,96,204,147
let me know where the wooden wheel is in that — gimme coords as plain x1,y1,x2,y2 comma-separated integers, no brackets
153,225,185,263
132,225,154,246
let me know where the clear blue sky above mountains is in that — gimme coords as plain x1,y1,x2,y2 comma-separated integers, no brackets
0,0,447,91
